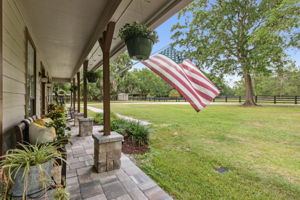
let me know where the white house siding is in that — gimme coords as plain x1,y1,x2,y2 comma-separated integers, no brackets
2,0,48,153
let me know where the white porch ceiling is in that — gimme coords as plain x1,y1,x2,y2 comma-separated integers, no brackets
17,0,192,79
18,0,111,78
85,0,193,75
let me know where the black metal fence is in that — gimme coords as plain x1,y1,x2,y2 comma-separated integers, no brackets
63,95,299,104
128,96,299,104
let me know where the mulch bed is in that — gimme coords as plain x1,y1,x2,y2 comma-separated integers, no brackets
122,139,149,154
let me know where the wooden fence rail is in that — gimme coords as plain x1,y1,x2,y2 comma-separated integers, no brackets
127,96,299,104
62,95,299,104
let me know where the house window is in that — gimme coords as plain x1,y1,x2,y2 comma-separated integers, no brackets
26,30,36,117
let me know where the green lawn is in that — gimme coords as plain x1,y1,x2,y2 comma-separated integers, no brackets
88,103,300,200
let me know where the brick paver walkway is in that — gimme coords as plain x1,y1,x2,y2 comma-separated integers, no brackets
66,125,172,200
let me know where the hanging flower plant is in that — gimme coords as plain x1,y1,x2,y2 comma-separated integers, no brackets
84,70,99,83
69,85,77,92
119,21,158,60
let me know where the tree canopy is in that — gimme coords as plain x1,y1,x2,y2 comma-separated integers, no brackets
171,0,300,105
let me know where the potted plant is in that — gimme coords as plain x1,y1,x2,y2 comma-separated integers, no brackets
0,142,64,199
45,104,71,142
84,70,99,83
58,90,66,96
69,85,77,92
119,21,158,60
45,118,71,141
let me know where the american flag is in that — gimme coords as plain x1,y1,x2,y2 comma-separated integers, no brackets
141,48,220,112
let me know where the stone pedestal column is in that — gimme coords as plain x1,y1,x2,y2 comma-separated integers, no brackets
79,118,94,137
74,112,84,126
70,109,74,119
92,132,124,173
68,107,73,118
70,109,77,119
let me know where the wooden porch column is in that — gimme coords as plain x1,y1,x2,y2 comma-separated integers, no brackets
41,67,46,116
70,81,73,108
0,0,3,155
77,72,80,112
83,60,88,118
99,22,115,136
72,78,76,111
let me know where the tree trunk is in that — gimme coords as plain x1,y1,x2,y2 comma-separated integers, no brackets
243,72,257,106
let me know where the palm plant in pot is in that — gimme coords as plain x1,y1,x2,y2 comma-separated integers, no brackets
0,142,64,199
119,21,158,60
84,70,99,83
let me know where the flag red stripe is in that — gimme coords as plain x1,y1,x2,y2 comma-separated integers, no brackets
181,64,220,95
148,58,206,108
184,59,218,88
183,60,220,94
141,61,201,111
178,64,214,101
141,54,220,112
152,55,209,105
185,73,219,97
150,56,207,108
181,65,219,97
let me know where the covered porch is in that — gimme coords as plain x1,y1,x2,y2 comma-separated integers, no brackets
0,0,192,199
1,0,192,153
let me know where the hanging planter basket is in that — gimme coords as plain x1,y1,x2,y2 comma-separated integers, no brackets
70,85,77,92
126,37,153,60
84,71,98,83
119,21,158,61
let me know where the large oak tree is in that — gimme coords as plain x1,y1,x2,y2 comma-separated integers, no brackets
171,0,300,105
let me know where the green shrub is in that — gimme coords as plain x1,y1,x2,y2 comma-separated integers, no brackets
94,113,103,124
94,112,118,125
129,123,150,146
111,119,130,136
111,119,150,146
169,89,181,97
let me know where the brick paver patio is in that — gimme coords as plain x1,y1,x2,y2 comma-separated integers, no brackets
66,125,173,200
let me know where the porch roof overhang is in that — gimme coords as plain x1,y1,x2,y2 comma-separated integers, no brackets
17,0,192,80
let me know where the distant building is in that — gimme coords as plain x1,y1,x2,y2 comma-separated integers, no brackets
118,93,129,101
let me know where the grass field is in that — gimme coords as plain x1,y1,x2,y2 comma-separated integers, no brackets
88,103,300,200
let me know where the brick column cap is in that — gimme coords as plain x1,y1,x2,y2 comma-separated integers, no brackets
74,112,84,116
92,131,123,144
78,117,94,122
